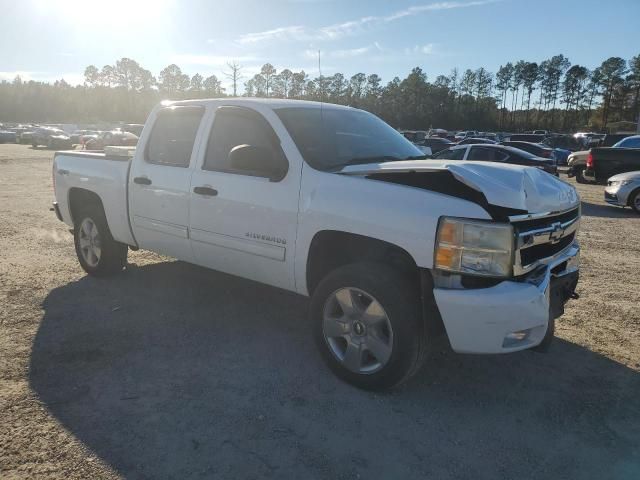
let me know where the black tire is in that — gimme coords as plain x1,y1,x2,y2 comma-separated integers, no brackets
629,188,640,214
311,262,429,390
574,166,587,184
32,142,38,148
73,205,127,277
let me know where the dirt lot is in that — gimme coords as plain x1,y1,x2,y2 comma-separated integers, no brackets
0,143,639,479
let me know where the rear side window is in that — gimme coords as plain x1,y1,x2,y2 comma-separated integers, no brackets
468,147,509,161
146,106,204,167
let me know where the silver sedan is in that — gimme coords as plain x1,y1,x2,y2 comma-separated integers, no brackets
604,171,640,214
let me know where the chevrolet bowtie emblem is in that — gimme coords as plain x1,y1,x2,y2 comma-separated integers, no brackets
548,222,564,243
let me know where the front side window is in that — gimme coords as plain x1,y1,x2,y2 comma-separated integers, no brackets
146,106,204,167
432,148,466,160
275,107,422,171
203,107,284,177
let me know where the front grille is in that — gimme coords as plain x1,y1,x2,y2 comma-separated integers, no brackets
520,232,575,266
512,207,580,274
512,207,579,231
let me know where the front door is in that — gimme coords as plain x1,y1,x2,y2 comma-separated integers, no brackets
188,106,301,291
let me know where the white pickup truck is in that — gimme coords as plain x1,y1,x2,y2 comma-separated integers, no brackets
52,99,581,390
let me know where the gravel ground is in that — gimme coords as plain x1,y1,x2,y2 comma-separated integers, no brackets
1,143,639,479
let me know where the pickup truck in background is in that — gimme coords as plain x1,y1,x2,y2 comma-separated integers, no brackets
52,99,581,390
568,135,640,183
584,136,640,184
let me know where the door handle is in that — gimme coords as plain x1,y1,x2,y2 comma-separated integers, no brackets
193,186,218,197
133,176,152,185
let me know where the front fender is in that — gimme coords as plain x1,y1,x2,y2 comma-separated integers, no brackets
294,166,491,295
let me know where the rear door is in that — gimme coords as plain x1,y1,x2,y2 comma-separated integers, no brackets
188,105,301,291
129,105,205,262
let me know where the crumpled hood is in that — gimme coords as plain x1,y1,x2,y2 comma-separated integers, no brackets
339,160,580,214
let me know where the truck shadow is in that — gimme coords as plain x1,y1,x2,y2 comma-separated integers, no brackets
581,200,638,219
29,261,640,479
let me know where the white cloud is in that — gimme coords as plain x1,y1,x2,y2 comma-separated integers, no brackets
304,43,383,60
237,26,308,45
238,0,500,44
404,43,438,56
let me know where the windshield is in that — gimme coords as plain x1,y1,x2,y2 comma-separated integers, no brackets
275,107,423,171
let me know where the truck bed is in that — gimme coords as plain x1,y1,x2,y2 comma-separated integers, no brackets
588,147,640,183
53,149,137,246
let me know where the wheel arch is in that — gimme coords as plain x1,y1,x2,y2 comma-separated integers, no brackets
67,188,106,226
305,230,420,296
627,186,640,208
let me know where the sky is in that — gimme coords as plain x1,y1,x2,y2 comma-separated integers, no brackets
0,0,638,92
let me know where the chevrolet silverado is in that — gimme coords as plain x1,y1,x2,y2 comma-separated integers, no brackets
52,99,581,390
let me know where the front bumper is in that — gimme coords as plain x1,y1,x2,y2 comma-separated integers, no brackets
604,184,634,207
433,242,580,354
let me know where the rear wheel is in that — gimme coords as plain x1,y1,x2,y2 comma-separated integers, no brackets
74,207,127,276
311,262,429,390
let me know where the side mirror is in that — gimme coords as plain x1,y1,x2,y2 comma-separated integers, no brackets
229,144,287,181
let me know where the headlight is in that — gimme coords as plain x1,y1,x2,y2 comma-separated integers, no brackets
609,180,631,186
435,217,514,278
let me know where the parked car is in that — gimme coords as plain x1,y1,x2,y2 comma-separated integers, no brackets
604,171,640,213
533,130,548,135
0,129,18,143
569,135,640,183
84,130,138,150
19,130,35,144
542,134,583,151
122,123,145,136
51,98,580,390
500,141,555,160
457,137,497,145
70,130,98,145
431,144,558,175
509,134,546,143
601,133,632,147
400,130,428,144
454,130,478,141
427,128,449,138
419,137,455,155
32,127,73,149
585,137,640,184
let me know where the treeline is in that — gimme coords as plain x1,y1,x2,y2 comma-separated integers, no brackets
1,53,638,133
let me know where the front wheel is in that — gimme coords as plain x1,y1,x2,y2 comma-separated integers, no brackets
74,207,127,276
311,263,429,390
629,189,640,214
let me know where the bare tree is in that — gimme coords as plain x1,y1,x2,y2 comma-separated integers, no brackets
224,61,244,97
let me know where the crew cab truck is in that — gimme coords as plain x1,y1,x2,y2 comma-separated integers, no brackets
52,99,581,390
584,137,640,184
